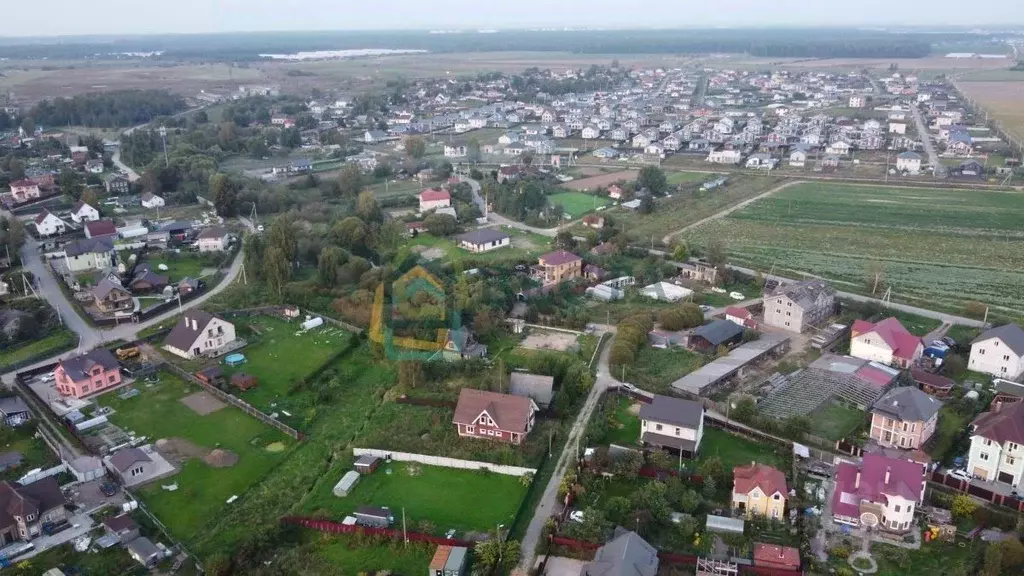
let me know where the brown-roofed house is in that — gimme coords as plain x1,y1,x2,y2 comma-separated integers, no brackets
163,311,236,360
102,513,140,543
753,543,800,571
966,401,1024,485
0,477,68,544
532,250,582,285
732,462,788,519
84,219,117,239
453,388,537,445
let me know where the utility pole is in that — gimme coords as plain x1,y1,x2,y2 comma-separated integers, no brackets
159,126,169,168
402,508,408,545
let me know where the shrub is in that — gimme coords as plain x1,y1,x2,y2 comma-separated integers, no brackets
830,545,851,559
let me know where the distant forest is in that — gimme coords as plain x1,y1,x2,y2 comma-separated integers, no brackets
0,29,993,61
27,90,187,128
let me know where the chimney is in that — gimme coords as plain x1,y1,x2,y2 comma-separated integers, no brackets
885,467,891,484
779,548,785,559
855,470,861,489
995,401,1002,413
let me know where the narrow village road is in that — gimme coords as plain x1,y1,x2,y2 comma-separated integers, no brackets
910,102,945,178
461,175,568,238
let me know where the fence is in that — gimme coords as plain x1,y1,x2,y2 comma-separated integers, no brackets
351,448,536,477
161,362,305,441
929,470,1024,513
588,332,611,372
280,516,477,547
2,331,80,374
17,463,67,485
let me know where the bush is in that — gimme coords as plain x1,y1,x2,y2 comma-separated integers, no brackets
830,545,851,559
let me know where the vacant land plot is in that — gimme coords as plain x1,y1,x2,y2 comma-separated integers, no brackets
613,345,706,395
304,462,527,533
699,427,786,471
683,182,1024,312
666,171,713,185
407,233,534,264
562,170,637,191
548,191,611,218
520,330,579,352
315,538,435,575
98,371,292,541
809,401,866,442
958,81,1024,143
146,255,209,281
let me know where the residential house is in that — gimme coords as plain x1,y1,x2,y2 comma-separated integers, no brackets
662,134,681,151
84,220,117,239
364,130,388,143
126,537,162,567
849,95,867,108
609,127,629,141
437,327,488,361
107,448,157,487
689,319,744,352
8,180,41,203
454,229,510,253
753,544,801,572
869,387,942,449
969,324,1024,380
91,279,133,313
532,250,583,285
33,209,67,236
762,279,836,333
70,201,100,223
104,175,130,195
896,151,922,174
508,373,555,409
593,147,619,159
552,124,570,138
140,193,165,209
54,349,122,399
580,527,658,576
632,133,652,148
732,463,788,519
851,317,923,368
452,388,537,445
707,149,742,164
789,149,808,167
582,214,604,229
197,226,230,252
639,394,704,457
582,126,601,139
163,311,237,360
498,131,521,145
826,141,852,156
128,264,167,293
0,477,67,544
830,453,926,533
745,153,777,170
102,514,140,544
0,397,31,427
726,307,757,329
85,159,104,174
63,236,115,273
676,259,718,284
966,401,1024,488
443,145,467,158
419,188,451,211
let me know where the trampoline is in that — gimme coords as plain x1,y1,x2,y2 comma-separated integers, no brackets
225,353,246,366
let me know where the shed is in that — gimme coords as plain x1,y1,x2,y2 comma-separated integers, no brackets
354,505,392,528
354,454,381,475
430,545,452,576
126,537,162,566
508,373,555,408
231,373,258,391
196,366,224,387
333,470,360,497
443,546,468,576
705,514,745,534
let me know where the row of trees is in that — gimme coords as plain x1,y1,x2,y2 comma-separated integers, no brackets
28,89,187,128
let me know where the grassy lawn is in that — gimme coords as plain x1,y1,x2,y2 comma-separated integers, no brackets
614,345,706,395
147,255,208,281
885,310,943,336
809,401,867,441
667,171,712,185
97,370,293,542
698,426,786,471
828,538,983,576
304,462,527,534
0,328,76,367
216,315,350,426
548,191,611,218
586,294,679,324
316,538,434,575
599,396,643,447
4,541,137,576
0,424,61,483
408,233,532,264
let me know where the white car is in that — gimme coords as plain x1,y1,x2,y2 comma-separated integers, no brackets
39,373,55,383
569,510,586,523
947,469,971,482
729,291,745,300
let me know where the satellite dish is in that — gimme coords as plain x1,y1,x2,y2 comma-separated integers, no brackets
860,512,879,529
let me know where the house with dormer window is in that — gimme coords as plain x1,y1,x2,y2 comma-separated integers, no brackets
452,389,537,445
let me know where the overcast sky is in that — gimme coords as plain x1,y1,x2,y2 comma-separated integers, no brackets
6,0,1024,37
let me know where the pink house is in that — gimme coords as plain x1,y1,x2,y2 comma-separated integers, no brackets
869,386,942,450
831,453,926,533
54,349,122,399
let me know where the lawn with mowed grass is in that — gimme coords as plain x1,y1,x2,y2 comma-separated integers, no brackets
98,371,292,542
0,328,76,367
316,538,435,575
304,462,528,533
598,396,643,447
407,233,532,263
666,171,713,185
698,427,786,471
684,182,1024,311
146,255,209,281
548,191,610,218
809,401,867,442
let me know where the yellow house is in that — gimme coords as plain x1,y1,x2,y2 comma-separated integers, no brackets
731,463,788,520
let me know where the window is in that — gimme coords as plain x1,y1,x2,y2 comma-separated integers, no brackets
466,426,474,433
772,494,780,500
1004,355,1011,361
903,422,908,431
82,385,89,393
108,374,116,383
495,431,502,438
979,349,986,355
980,452,990,461
1007,456,1016,466
894,505,901,512
900,437,907,447
675,427,681,436
1002,366,1008,373
1010,442,1019,451
655,424,663,431
26,514,35,522
911,423,916,432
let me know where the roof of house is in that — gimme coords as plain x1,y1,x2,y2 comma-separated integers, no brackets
898,151,921,159
638,394,703,428
0,396,29,416
109,448,152,473
852,317,922,360
508,373,555,407
581,527,658,576
73,200,98,214
971,401,1024,446
453,388,535,433
693,319,744,346
103,513,138,533
127,536,160,559
355,505,390,518
59,348,119,382
753,543,800,569
910,368,954,390
64,235,115,257
34,208,58,225
0,452,22,469
164,311,226,352
726,306,753,319
766,279,835,310
972,323,1024,356
0,477,65,531
197,226,228,240
455,229,510,245
539,250,582,266
91,278,129,300
871,386,942,422
831,453,925,519
733,463,788,497
85,220,117,237
419,188,450,202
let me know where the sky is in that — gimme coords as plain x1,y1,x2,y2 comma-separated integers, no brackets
6,0,1024,37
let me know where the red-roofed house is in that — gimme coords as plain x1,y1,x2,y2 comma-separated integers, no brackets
452,388,537,445
725,307,756,329
731,463,787,519
753,543,800,571
850,317,923,368
84,219,118,239
966,401,1024,489
607,184,624,200
419,188,451,211
830,453,926,533
8,180,41,203
532,250,583,285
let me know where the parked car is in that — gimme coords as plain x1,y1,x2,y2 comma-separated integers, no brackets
947,469,971,482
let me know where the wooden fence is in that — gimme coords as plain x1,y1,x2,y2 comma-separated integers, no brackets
280,516,477,547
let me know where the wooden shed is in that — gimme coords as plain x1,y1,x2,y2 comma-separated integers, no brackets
231,372,258,391
354,454,381,475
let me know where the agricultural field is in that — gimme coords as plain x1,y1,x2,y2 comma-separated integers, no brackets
561,170,637,191
548,191,611,218
683,182,1024,313
97,370,293,542
302,462,528,534
958,80,1024,143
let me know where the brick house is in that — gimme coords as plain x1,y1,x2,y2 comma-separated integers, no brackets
762,279,836,333
531,250,582,285
869,387,942,449
91,278,133,313
732,463,788,519
452,388,537,445
418,188,451,211
0,477,67,545
54,349,122,399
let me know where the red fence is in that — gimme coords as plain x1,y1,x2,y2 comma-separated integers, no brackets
930,471,1024,513
280,516,477,547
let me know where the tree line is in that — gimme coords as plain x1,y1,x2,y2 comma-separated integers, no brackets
26,89,187,128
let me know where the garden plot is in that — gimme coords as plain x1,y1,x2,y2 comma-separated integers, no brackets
519,330,579,352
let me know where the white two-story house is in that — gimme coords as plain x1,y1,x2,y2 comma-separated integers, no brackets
968,323,1024,380
638,395,704,459
966,401,1024,489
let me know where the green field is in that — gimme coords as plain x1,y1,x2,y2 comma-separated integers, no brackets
304,462,527,534
598,396,644,447
666,171,713,185
218,316,349,425
98,371,292,541
548,191,611,218
407,233,535,264
316,538,434,575
699,427,786,471
809,401,867,442
0,329,76,367
147,255,209,281
614,345,706,395
683,182,1024,312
